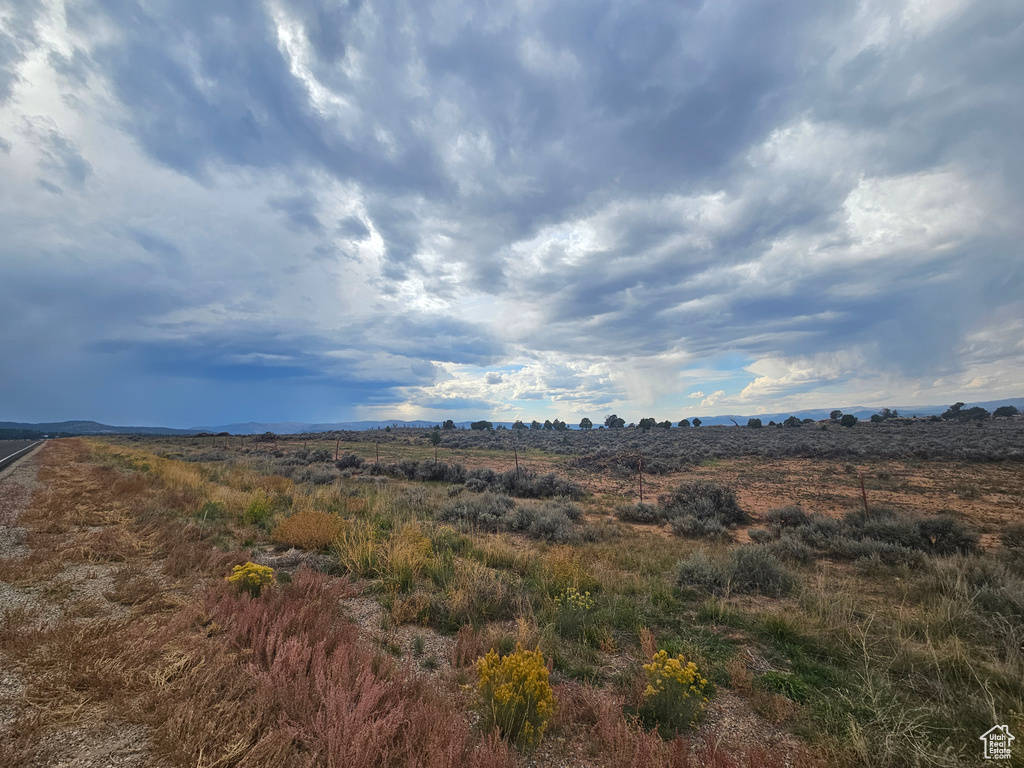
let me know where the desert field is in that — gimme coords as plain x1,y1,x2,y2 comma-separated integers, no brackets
1,421,1022,767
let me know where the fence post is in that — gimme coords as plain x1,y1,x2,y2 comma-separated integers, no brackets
639,453,643,505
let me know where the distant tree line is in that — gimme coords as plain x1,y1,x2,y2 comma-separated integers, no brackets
447,400,1019,434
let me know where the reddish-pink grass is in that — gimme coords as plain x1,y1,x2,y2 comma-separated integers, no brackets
149,568,517,767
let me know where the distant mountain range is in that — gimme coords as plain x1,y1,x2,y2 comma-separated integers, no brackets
3,397,1021,436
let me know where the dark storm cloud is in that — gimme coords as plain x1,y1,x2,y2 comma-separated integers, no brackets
72,0,842,275
79,0,451,194
1,0,1022,424
357,313,504,366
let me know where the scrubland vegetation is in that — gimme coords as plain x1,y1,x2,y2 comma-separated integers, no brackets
2,422,1023,766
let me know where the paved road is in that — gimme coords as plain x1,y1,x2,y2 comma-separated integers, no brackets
0,440,43,469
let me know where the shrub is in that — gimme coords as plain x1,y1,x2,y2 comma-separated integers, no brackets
773,507,980,566
670,515,730,540
465,467,584,500
242,495,275,529
765,506,810,529
525,508,579,544
308,448,333,462
226,562,276,597
658,481,747,528
918,516,979,556
438,493,516,530
726,546,794,596
767,534,815,565
272,510,345,550
615,503,663,524
543,498,583,522
856,516,927,551
415,461,467,483
676,551,724,593
476,644,555,747
794,515,843,548
638,649,708,736
439,495,585,543
747,528,772,544
335,453,364,470
1001,523,1024,553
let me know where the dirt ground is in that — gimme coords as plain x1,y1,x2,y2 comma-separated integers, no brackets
152,436,1024,540
552,456,1024,537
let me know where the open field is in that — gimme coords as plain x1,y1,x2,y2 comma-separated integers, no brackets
2,424,1023,766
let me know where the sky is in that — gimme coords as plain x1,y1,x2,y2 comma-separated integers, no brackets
1,0,1022,428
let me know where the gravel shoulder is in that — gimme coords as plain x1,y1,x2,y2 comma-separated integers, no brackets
0,446,169,768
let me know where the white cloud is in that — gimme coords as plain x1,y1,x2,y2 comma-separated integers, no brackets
699,390,725,409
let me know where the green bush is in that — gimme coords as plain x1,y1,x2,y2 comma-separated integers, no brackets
659,481,748,531
726,546,794,596
243,496,275,529
747,528,772,544
615,503,663,524
437,493,516,530
676,551,724,593
767,534,814,564
765,505,810,529
670,514,730,540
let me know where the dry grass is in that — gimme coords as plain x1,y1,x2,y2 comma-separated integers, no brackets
271,509,346,550
1,440,520,768
26,435,1018,766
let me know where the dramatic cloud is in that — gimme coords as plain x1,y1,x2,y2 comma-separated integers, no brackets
1,0,1021,426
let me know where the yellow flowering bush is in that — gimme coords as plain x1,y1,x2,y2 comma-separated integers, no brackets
639,649,708,735
476,644,555,748
553,586,594,611
227,562,276,597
